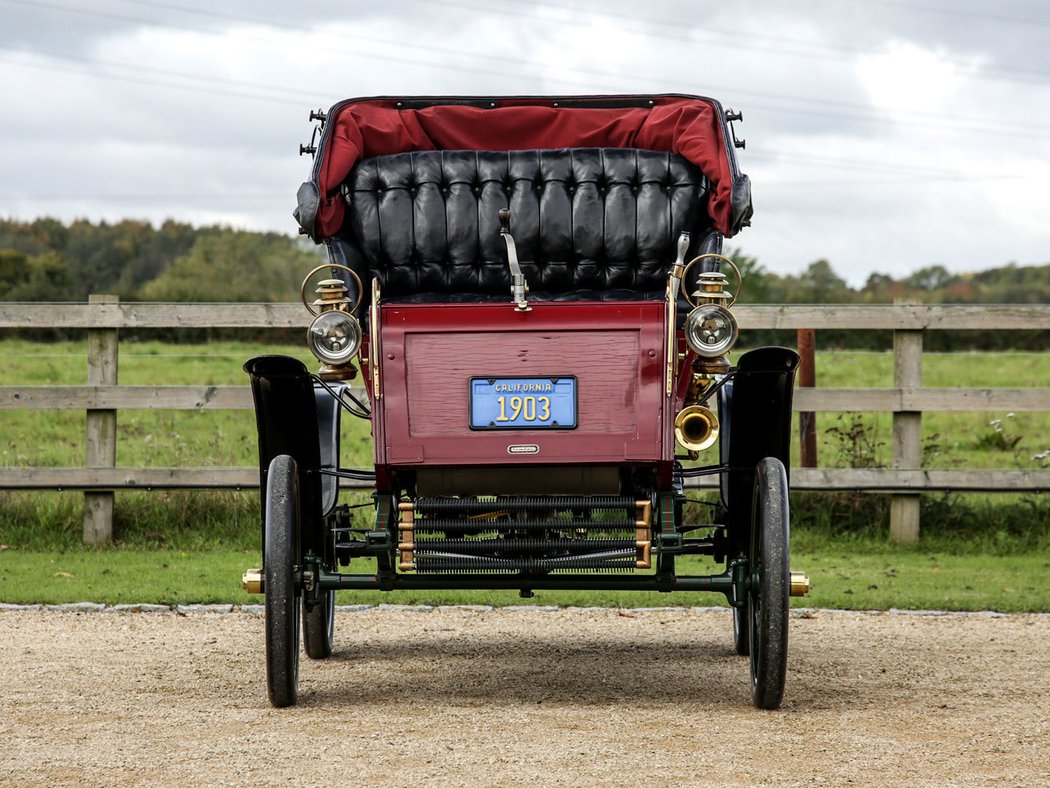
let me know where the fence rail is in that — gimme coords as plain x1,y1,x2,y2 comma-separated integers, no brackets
1,467,1047,494
4,385,1049,413
3,302,1050,330
2,299,1049,543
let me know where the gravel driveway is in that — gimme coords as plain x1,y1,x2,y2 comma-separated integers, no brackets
1,606,1047,786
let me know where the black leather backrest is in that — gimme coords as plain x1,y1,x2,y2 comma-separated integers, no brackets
337,148,710,298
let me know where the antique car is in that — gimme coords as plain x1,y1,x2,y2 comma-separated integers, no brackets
242,94,809,709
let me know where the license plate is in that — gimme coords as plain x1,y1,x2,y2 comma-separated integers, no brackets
469,377,577,430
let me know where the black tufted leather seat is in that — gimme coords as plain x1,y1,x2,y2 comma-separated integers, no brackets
328,148,718,307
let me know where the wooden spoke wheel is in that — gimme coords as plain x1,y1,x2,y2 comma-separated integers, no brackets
264,454,301,708
747,457,790,710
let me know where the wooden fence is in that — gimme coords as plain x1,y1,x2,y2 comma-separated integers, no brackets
2,299,1049,544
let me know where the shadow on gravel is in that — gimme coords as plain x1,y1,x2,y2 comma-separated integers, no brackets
302,635,795,708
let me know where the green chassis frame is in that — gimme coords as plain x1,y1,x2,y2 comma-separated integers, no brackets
245,348,801,610
302,561,748,601
296,492,751,608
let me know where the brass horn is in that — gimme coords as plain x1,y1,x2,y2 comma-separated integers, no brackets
674,405,720,452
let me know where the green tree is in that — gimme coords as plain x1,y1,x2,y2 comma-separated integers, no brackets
141,231,323,301
724,248,775,303
906,264,954,292
783,259,851,303
0,249,74,300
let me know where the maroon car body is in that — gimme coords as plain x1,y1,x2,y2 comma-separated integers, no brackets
244,94,804,710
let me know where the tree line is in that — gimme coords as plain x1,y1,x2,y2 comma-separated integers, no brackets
0,218,323,303
1,218,1046,349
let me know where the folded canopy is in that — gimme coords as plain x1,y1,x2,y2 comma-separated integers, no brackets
295,94,752,242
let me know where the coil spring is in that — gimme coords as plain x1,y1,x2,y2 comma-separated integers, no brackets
412,519,637,532
414,495,638,514
413,556,638,573
413,537,636,554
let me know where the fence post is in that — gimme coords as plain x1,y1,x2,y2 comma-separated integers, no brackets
84,294,119,545
890,321,923,542
797,328,818,467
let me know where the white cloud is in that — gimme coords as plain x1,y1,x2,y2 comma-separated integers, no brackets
855,39,980,116
2,0,1049,284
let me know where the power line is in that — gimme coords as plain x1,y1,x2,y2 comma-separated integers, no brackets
825,0,1050,28
0,0,598,91
2,0,1047,195
760,173,1024,189
6,51,308,102
0,51,1039,191
745,151,967,178
128,0,1050,63
0,55,305,107
7,193,286,201
6,0,1050,140
413,0,1050,84
115,0,1050,137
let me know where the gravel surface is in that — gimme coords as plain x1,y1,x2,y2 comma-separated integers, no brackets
1,607,1047,786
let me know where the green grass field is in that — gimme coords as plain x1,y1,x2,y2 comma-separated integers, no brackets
2,547,1046,612
1,339,1047,609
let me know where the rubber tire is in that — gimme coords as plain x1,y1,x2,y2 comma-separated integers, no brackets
732,604,750,656
747,457,790,710
264,454,301,708
303,589,335,659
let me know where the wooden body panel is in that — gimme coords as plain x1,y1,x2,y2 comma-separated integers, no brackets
374,301,671,467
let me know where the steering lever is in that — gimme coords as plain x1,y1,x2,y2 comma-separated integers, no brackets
498,208,530,312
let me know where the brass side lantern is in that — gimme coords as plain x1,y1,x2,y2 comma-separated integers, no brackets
674,254,744,453
300,263,364,381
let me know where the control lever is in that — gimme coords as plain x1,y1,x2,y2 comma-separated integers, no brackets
669,231,690,305
664,232,690,397
498,209,530,312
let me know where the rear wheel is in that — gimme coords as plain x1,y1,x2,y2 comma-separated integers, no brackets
264,455,301,708
747,457,790,710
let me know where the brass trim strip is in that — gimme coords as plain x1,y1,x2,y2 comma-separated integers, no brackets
635,501,653,569
370,279,381,399
665,280,676,397
637,500,652,526
636,541,652,569
398,501,414,572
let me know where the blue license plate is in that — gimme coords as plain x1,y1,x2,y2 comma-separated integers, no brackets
470,377,577,430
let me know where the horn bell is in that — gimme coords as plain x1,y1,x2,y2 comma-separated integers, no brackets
674,405,720,452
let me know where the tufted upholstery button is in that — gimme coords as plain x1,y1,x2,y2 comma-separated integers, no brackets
341,148,709,299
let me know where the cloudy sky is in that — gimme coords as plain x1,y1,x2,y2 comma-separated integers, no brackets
1,0,1048,284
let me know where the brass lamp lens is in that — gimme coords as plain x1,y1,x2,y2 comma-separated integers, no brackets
308,311,362,364
684,304,738,357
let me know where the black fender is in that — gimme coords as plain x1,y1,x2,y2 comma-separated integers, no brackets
244,355,342,561
720,347,800,557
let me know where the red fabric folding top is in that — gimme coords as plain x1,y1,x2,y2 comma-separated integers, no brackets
309,95,743,240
